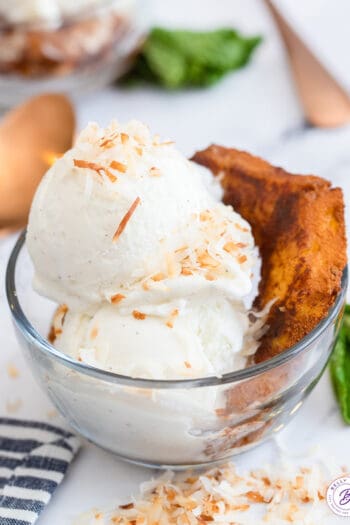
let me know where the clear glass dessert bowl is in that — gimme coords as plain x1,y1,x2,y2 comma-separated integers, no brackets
6,232,348,469
0,0,146,107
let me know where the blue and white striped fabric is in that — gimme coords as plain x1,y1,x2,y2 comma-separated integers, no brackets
0,418,80,525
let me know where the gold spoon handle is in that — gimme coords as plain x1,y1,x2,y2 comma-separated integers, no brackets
264,0,350,127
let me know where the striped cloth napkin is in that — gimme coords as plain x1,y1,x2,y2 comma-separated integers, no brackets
0,418,80,525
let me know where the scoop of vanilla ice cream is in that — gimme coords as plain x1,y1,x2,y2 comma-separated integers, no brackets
28,119,260,379
53,296,249,379
27,120,256,312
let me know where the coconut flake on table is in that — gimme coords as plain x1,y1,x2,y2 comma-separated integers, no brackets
72,455,348,524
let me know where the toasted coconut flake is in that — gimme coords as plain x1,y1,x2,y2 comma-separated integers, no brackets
99,131,119,148
133,310,146,320
181,267,193,276
119,503,134,510
113,197,141,242
184,361,191,369
110,160,127,173
166,309,179,328
175,245,188,253
135,146,143,156
205,272,217,281
199,514,214,522
199,210,212,222
57,304,68,316
295,475,304,489
246,490,267,503
74,159,102,172
100,138,116,149
235,222,249,232
233,504,250,511
110,293,126,304
7,363,19,379
197,251,220,269
74,159,117,182
79,459,342,525
262,476,271,486
151,272,165,282
49,304,68,343
223,241,237,253
105,169,118,183
120,133,129,144
48,325,56,343
238,254,248,264
150,166,161,177
54,304,68,327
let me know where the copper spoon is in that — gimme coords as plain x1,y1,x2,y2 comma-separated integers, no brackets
0,93,75,233
264,0,350,128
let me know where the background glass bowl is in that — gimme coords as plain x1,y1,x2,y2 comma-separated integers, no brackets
0,0,147,107
6,232,348,469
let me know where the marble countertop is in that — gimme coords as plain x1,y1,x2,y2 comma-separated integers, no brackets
0,0,349,522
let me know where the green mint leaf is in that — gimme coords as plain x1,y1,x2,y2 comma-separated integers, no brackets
330,304,350,424
121,28,262,89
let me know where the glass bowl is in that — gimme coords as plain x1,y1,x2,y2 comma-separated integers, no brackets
6,232,348,469
0,0,147,107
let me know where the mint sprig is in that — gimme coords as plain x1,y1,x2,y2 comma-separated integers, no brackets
330,304,350,424
122,28,262,89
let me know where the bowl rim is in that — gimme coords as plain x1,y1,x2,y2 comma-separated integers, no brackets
0,0,124,30
6,231,348,389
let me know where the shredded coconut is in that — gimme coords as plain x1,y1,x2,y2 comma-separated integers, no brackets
73,458,347,524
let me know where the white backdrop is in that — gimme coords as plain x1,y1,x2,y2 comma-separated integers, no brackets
0,1,349,523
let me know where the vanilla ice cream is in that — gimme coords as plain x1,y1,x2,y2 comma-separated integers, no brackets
51,296,250,379
27,119,258,379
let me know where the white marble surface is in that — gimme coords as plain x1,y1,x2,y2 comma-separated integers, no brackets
0,0,350,523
